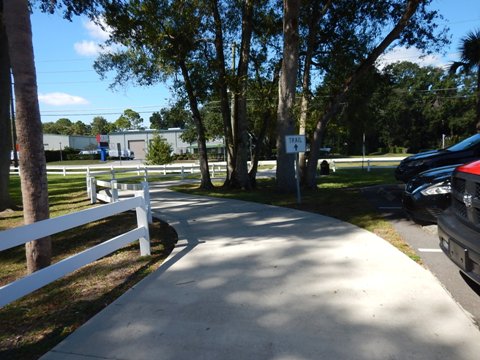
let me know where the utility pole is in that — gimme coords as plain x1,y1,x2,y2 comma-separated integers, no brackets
231,42,236,145
10,69,18,168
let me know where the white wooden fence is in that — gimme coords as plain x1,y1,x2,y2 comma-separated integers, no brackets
0,193,151,308
9,162,228,177
86,175,153,224
327,157,405,172
9,158,404,177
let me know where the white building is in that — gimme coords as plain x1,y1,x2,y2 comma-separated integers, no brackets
43,129,225,160
106,129,225,160
43,134,97,151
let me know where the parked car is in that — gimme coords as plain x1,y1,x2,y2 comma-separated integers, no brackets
108,149,135,160
438,160,480,284
402,164,459,224
395,133,480,182
79,149,100,155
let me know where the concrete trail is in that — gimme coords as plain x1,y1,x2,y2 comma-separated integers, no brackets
41,185,480,360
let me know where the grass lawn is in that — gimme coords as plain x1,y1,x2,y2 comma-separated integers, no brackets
0,175,177,360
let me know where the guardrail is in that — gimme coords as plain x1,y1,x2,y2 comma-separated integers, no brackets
0,193,151,308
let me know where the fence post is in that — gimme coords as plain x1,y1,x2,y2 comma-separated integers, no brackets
181,166,185,179
86,175,90,198
212,164,215,178
163,164,167,175
111,180,118,202
140,181,152,224
90,177,97,204
136,185,151,256
367,159,371,172
330,160,336,173
63,167,66,176
137,164,141,176
143,167,148,182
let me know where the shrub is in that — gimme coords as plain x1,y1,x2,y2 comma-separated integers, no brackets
145,134,173,165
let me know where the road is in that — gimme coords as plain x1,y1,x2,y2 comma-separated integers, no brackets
361,184,480,327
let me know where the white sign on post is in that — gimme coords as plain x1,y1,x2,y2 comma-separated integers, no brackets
284,135,306,205
285,135,306,153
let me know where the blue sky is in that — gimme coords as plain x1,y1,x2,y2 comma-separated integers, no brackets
29,0,480,127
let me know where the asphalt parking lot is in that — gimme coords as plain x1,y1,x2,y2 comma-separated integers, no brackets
362,184,480,327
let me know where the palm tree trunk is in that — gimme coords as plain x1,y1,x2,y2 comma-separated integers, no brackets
476,68,480,126
0,10,13,211
3,0,51,272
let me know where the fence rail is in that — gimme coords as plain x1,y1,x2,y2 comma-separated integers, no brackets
0,194,151,308
9,158,404,177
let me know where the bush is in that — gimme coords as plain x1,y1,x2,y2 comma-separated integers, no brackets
145,134,173,165
65,153,101,161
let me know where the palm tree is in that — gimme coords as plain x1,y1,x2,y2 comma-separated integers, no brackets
0,10,13,212
450,29,480,131
3,0,51,273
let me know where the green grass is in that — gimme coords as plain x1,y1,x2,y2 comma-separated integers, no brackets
0,175,178,359
172,168,421,263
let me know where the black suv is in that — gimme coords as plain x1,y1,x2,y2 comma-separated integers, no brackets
395,134,480,182
438,160,480,284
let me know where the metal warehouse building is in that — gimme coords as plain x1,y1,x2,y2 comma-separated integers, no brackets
43,134,97,151
43,129,225,160
106,129,225,160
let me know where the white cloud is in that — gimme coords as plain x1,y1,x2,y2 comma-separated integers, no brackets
74,40,103,56
38,92,89,106
74,19,117,57
83,18,111,41
376,46,446,70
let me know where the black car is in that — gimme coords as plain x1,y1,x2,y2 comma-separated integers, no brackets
395,133,480,182
402,164,459,224
438,160,480,284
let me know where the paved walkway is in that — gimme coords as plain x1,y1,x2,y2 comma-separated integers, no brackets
41,184,480,359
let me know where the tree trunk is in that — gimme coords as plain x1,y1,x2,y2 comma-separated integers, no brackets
0,9,13,211
248,110,270,187
210,0,235,186
276,0,301,192
3,0,51,273
298,0,332,183
305,0,422,188
231,0,254,189
179,61,213,190
476,66,480,126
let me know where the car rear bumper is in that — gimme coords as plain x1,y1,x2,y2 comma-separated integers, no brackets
438,208,480,284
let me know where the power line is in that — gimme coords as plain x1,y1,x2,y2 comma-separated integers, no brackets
40,105,165,113
37,69,94,74
40,110,157,117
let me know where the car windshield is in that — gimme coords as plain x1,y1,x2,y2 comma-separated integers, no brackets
447,134,480,152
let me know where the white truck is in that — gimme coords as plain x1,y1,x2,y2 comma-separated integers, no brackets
108,148,135,160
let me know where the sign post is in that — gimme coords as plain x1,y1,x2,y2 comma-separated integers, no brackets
285,135,306,204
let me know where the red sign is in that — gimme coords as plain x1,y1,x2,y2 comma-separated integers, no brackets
96,134,109,143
